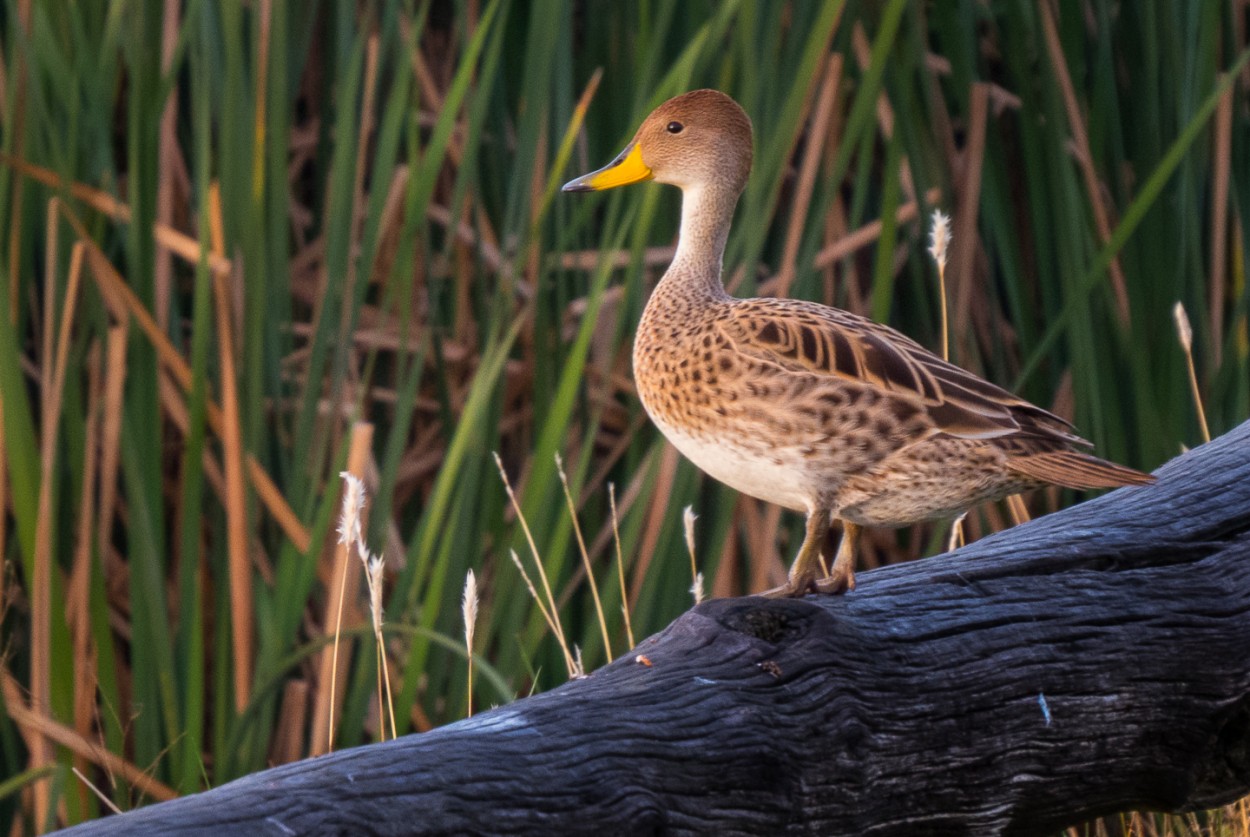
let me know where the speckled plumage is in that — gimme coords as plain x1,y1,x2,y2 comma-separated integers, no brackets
565,89,1155,596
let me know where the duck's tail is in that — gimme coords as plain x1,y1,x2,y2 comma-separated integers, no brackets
1007,450,1156,490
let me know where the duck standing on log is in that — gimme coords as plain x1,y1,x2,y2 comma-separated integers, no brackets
563,89,1154,597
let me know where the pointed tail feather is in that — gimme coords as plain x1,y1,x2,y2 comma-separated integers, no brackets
1007,450,1156,490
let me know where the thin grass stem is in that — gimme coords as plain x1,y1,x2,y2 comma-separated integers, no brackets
608,484,635,649
493,453,576,676
555,453,612,660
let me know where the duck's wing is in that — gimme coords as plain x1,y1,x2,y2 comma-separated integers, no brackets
715,297,1089,447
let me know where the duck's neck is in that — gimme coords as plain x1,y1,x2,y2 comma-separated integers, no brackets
660,181,740,302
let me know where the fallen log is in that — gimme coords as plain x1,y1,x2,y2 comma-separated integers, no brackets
64,421,1250,836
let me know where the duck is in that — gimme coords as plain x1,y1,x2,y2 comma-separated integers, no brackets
562,89,1154,597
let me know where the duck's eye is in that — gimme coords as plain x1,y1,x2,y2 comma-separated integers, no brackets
666,121,684,134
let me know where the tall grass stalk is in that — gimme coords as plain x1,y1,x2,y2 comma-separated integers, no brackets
322,426,375,753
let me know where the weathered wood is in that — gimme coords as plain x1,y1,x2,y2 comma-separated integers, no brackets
64,422,1250,836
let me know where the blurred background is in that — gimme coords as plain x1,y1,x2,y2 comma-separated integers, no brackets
0,0,1246,831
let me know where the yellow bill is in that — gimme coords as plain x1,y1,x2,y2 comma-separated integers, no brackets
562,143,653,192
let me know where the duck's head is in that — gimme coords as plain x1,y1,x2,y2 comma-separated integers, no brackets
562,89,753,197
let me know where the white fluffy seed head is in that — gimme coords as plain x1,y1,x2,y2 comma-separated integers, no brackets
928,209,951,273
368,554,385,632
1173,301,1193,351
337,471,367,547
462,569,479,652
683,507,703,605
682,506,698,558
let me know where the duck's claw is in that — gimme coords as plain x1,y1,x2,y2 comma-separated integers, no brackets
814,565,855,595
760,570,821,599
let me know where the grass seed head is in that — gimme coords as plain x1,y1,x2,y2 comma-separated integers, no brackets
462,569,479,652
928,209,951,273
1173,301,1193,351
337,471,366,547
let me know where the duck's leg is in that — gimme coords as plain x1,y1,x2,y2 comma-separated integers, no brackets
815,521,860,594
762,508,831,598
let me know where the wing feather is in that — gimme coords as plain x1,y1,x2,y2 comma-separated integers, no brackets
715,298,1081,445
